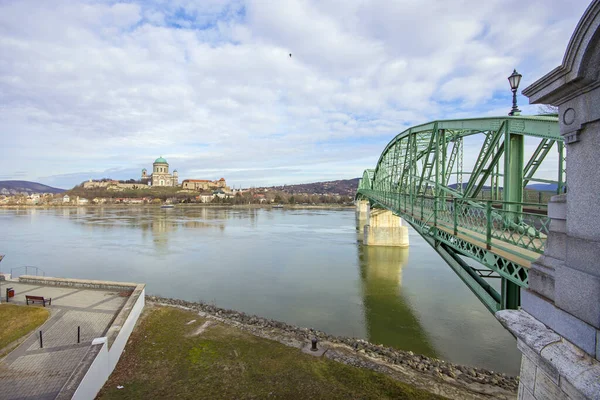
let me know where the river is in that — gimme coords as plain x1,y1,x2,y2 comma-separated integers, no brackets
0,206,521,375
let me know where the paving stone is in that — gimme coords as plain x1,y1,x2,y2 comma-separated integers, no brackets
0,282,128,400
53,289,119,308
93,296,126,311
28,310,113,350
9,285,76,304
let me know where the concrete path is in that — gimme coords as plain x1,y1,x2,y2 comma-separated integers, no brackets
0,282,127,400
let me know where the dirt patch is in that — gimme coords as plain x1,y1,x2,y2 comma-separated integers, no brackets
188,320,214,337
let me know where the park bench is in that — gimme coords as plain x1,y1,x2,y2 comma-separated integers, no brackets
26,295,52,307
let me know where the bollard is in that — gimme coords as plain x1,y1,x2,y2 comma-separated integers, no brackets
311,337,318,351
39,331,43,348
77,326,80,344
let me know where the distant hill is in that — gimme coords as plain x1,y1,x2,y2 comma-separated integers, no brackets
0,180,65,195
449,182,560,192
270,178,360,196
525,183,558,192
448,183,494,191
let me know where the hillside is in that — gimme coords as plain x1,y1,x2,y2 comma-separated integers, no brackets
0,180,65,195
524,183,558,192
270,178,360,196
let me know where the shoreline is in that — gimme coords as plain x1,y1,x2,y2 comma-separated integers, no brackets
0,204,354,210
148,295,518,398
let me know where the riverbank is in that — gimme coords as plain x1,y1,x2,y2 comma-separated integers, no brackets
99,305,446,399
0,203,354,210
146,296,518,399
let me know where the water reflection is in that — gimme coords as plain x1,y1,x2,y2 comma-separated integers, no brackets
359,245,437,357
66,207,231,253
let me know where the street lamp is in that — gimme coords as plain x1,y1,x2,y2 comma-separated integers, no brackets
508,69,522,116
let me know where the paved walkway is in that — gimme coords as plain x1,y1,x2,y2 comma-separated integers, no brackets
0,282,127,400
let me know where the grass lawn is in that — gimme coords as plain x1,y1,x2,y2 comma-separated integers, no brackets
98,307,446,400
0,303,49,354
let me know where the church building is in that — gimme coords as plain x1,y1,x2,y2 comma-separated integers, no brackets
141,156,178,187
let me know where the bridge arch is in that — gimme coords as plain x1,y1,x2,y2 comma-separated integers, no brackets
357,115,563,312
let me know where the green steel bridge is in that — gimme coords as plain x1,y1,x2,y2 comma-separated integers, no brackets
356,115,564,313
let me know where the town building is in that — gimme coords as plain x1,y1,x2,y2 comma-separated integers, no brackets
181,178,228,191
80,156,232,195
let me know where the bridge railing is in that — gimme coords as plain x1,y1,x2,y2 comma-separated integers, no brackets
358,189,550,259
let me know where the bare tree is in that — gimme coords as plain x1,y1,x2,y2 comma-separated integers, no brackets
538,104,559,115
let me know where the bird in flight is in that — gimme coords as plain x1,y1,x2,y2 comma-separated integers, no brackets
289,53,292,58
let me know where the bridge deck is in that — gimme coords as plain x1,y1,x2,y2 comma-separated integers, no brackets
403,211,542,269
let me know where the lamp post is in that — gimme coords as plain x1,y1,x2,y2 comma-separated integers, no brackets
508,69,522,116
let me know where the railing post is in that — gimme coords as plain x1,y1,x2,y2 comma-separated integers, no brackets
486,200,492,250
453,198,458,235
420,196,424,220
434,196,437,228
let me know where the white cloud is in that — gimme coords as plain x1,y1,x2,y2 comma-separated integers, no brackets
0,0,590,188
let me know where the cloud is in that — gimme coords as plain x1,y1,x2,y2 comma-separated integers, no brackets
0,0,590,188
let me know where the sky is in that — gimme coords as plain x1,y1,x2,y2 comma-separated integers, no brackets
0,0,592,189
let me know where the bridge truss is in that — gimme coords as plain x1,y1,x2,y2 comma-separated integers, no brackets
356,116,564,313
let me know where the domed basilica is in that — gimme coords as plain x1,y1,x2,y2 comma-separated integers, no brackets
141,156,178,187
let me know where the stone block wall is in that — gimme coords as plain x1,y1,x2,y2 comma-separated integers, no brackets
497,310,600,399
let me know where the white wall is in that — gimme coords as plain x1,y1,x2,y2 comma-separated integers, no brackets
71,287,145,400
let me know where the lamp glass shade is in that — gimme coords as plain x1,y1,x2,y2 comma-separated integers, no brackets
508,70,522,90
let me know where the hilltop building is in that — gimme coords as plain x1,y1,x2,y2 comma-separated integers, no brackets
181,178,228,191
141,156,178,187
81,156,231,196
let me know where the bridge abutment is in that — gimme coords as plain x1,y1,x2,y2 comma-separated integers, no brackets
363,208,409,247
498,2,600,398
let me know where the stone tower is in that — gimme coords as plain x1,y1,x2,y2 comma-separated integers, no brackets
173,169,179,186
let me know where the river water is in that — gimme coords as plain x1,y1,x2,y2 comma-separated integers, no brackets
0,206,521,375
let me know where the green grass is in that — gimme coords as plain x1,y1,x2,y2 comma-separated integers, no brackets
0,303,49,353
98,307,446,400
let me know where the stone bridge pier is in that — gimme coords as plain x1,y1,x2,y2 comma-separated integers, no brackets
363,208,409,247
355,200,369,240
497,2,600,398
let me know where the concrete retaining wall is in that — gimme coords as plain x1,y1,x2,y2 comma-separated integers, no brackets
19,275,140,292
107,285,145,369
67,286,145,399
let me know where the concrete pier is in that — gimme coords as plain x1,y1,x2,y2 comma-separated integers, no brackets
355,200,369,240
363,208,409,247
497,2,600,398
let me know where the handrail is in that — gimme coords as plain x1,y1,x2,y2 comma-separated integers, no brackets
10,266,46,278
358,189,550,258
